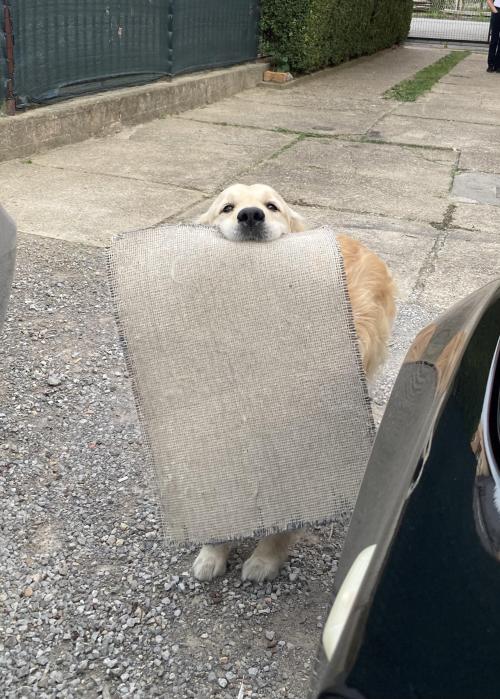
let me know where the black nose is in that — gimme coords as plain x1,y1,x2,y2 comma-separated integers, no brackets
237,207,265,227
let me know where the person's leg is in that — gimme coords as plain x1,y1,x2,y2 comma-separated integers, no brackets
488,13,500,71
494,14,500,71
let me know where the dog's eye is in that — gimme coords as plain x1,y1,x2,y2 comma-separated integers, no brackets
221,204,234,214
266,202,279,212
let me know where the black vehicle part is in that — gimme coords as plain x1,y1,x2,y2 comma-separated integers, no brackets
0,204,16,329
313,280,500,699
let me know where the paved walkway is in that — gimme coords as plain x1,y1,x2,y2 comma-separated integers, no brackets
1,44,499,408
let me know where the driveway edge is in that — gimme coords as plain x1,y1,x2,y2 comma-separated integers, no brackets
0,62,267,163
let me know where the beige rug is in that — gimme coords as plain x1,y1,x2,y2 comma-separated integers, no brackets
108,224,374,544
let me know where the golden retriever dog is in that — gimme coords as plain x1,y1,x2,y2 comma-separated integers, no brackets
191,183,396,583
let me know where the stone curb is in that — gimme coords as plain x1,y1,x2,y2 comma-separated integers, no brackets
0,61,267,163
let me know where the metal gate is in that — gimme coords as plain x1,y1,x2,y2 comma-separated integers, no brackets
409,0,490,42
1,0,260,111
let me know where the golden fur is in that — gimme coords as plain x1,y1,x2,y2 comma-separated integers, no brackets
192,183,396,583
336,234,395,379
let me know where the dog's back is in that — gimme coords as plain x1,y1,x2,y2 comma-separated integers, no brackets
337,234,396,379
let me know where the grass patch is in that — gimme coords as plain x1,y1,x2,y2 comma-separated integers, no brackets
384,50,470,102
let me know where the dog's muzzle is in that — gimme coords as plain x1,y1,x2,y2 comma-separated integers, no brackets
237,207,266,240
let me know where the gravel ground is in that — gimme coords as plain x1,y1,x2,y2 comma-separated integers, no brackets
0,234,353,698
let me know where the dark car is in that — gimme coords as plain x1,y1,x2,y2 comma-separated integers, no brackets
0,204,16,330
312,279,500,699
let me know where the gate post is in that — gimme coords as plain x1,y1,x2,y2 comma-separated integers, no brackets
3,0,15,115
167,0,174,75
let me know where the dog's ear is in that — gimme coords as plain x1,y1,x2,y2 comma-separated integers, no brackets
195,209,212,225
195,202,215,225
195,194,223,225
287,206,306,232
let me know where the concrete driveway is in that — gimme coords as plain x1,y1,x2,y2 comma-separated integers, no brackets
2,45,499,405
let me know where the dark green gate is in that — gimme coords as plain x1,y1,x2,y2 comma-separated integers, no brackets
1,0,260,110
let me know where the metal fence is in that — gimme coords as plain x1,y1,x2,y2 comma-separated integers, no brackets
409,0,490,42
1,0,260,111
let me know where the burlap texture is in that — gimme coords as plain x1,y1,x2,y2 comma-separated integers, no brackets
108,225,374,543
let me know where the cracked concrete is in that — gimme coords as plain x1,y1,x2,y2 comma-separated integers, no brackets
235,137,455,220
0,161,204,246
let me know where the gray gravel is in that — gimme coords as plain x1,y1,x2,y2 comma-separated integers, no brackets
0,234,353,698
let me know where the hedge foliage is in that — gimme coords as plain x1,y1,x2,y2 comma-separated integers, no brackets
260,0,413,74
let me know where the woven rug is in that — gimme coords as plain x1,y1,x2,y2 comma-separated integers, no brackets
108,224,374,544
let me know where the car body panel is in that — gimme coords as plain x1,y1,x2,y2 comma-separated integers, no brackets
0,204,16,330
313,280,500,699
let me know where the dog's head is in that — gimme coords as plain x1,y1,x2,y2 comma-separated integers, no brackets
196,183,306,241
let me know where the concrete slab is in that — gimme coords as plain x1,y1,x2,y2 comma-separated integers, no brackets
430,81,493,96
273,45,446,99
0,162,203,246
417,228,500,312
459,148,500,174
451,171,500,206
393,92,500,126
452,202,500,234
179,95,385,135
32,118,295,195
373,113,500,150
0,62,267,163
238,137,456,222
391,55,500,127
240,86,390,115
440,51,489,78
435,70,496,94
178,46,448,135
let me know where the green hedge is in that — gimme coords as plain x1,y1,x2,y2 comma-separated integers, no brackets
260,0,413,74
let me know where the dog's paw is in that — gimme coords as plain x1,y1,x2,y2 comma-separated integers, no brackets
241,553,282,583
192,545,229,581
